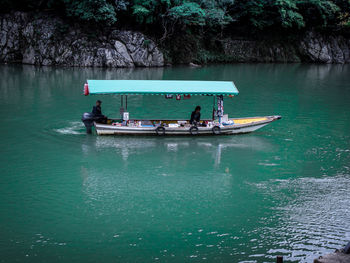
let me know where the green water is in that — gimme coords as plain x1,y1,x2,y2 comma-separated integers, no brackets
0,64,349,263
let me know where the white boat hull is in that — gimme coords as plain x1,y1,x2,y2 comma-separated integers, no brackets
93,116,281,136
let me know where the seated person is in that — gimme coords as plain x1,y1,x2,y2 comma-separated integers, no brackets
190,106,201,125
92,100,107,123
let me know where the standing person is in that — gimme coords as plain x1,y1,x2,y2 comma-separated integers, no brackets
190,106,201,125
92,100,107,123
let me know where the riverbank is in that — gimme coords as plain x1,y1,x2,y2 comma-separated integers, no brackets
1,12,350,67
315,252,350,263
314,242,350,263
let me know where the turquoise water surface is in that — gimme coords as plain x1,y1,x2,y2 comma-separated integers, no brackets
0,64,349,262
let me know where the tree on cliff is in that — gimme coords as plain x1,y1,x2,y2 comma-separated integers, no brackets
0,0,349,34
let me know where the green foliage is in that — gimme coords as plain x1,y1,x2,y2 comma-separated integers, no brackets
132,0,171,24
231,0,305,29
62,0,118,24
168,2,206,26
200,0,235,27
132,5,151,23
143,39,151,47
232,0,271,29
205,8,233,27
297,0,341,27
133,5,151,23
1,0,350,32
334,0,350,15
274,0,304,28
130,0,234,28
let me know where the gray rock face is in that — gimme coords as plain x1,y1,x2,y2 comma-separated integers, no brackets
112,30,164,67
222,31,350,63
299,31,350,63
0,12,164,67
222,39,301,63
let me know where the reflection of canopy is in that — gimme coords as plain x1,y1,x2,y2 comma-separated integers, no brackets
86,80,239,96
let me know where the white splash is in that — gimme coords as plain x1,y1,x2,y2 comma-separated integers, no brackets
55,122,84,135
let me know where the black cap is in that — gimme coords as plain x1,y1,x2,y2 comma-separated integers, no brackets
97,100,102,103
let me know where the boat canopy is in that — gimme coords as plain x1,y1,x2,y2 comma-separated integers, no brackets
86,80,239,96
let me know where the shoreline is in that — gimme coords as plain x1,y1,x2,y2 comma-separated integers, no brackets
314,242,350,263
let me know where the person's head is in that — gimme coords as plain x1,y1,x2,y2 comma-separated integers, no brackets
195,106,201,112
96,100,102,106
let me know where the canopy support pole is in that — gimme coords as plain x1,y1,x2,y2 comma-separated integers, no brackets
120,95,124,120
125,96,128,111
212,96,216,120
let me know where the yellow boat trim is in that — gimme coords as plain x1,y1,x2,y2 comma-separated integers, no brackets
231,117,268,124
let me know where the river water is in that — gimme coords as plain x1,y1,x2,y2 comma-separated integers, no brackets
0,64,349,263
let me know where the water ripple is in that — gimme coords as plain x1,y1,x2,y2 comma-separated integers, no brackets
252,175,350,262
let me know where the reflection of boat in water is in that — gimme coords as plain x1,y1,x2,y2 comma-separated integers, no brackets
81,80,281,136
93,136,273,150
88,135,274,165
80,135,275,205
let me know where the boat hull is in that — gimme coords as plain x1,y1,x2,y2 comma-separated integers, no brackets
93,116,281,136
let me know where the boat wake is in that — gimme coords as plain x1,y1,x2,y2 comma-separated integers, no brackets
55,122,85,135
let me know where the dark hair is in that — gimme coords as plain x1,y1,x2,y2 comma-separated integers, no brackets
96,100,102,103
195,106,201,111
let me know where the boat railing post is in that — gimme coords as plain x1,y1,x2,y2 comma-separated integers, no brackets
276,256,283,263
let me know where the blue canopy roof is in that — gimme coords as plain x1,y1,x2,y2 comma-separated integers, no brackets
86,80,239,96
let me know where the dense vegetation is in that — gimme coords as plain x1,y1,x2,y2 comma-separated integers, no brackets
1,0,349,33
1,0,349,63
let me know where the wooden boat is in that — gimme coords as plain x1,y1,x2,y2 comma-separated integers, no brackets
93,116,281,135
82,80,281,136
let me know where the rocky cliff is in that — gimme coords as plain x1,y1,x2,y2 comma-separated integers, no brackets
221,31,350,63
1,12,350,67
0,12,164,67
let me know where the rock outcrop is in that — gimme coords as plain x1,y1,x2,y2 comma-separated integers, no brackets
299,31,350,63
0,12,164,67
